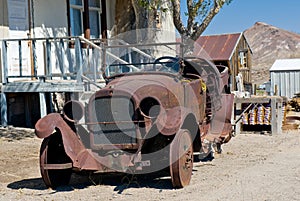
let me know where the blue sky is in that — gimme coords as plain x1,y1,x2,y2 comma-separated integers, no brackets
181,0,300,35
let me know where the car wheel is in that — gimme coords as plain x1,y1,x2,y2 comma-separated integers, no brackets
40,132,72,189
169,129,193,188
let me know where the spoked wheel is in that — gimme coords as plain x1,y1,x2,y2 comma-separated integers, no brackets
169,129,193,188
40,132,73,189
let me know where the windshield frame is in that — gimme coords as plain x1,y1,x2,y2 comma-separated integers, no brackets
105,56,182,78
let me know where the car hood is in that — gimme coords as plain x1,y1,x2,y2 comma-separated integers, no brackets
92,72,184,109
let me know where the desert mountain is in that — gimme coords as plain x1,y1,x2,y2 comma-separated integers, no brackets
244,22,300,84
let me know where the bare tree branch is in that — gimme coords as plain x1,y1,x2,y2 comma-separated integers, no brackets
187,0,194,31
190,0,223,40
171,0,188,35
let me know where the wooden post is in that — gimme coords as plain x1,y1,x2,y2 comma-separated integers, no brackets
32,40,37,78
39,93,47,118
1,93,7,127
75,38,83,82
270,97,276,135
100,0,108,39
231,101,236,135
18,40,23,77
235,102,242,135
46,39,52,78
277,97,283,134
271,97,282,135
2,41,8,84
59,39,67,80
83,0,90,39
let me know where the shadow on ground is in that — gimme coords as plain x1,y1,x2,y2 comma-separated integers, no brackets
7,178,46,190
7,172,174,193
0,127,35,141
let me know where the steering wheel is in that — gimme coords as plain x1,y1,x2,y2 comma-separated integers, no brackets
153,56,180,72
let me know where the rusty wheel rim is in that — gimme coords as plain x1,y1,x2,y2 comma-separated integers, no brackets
40,137,52,187
169,129,193,188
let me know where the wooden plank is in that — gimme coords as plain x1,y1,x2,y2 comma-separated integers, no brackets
235,96,283,104
2,82,85,93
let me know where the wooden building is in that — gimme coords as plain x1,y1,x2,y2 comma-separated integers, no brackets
196,32,252,92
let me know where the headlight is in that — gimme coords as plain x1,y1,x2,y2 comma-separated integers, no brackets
139,97,161,118
63,100,84,122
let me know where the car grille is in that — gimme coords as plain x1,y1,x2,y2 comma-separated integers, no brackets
90,96,137,145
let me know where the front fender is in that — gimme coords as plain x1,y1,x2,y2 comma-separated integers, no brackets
35,113,86,161
35,113,102,170
35,113,65,138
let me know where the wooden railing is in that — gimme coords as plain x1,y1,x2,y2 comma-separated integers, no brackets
0,36,157,87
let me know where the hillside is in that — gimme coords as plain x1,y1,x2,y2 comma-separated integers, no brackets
244,22,300,84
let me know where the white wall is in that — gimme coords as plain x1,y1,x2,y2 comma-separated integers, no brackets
32,0,68,38
0,0,9,39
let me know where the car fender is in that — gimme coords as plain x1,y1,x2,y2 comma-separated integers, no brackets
35,113,102,170
155,106,192,136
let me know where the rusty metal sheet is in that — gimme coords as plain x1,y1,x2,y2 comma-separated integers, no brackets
208,93,234,143
196,33,242,61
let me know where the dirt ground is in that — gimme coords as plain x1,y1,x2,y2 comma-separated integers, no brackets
0,125,299,201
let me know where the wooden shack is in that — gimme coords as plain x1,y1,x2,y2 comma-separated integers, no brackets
196,32,252,92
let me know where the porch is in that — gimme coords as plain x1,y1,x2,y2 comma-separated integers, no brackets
0,36,154,127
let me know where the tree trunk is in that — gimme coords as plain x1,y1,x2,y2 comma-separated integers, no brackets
112,0,136,42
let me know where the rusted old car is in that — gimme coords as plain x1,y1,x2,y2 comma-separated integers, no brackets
35,54,234,189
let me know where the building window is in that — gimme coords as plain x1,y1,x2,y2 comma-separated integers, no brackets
239,50,247,68
69,0,101,38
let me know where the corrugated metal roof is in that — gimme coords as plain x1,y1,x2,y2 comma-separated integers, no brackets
270,58,300,71
196,33,242,60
